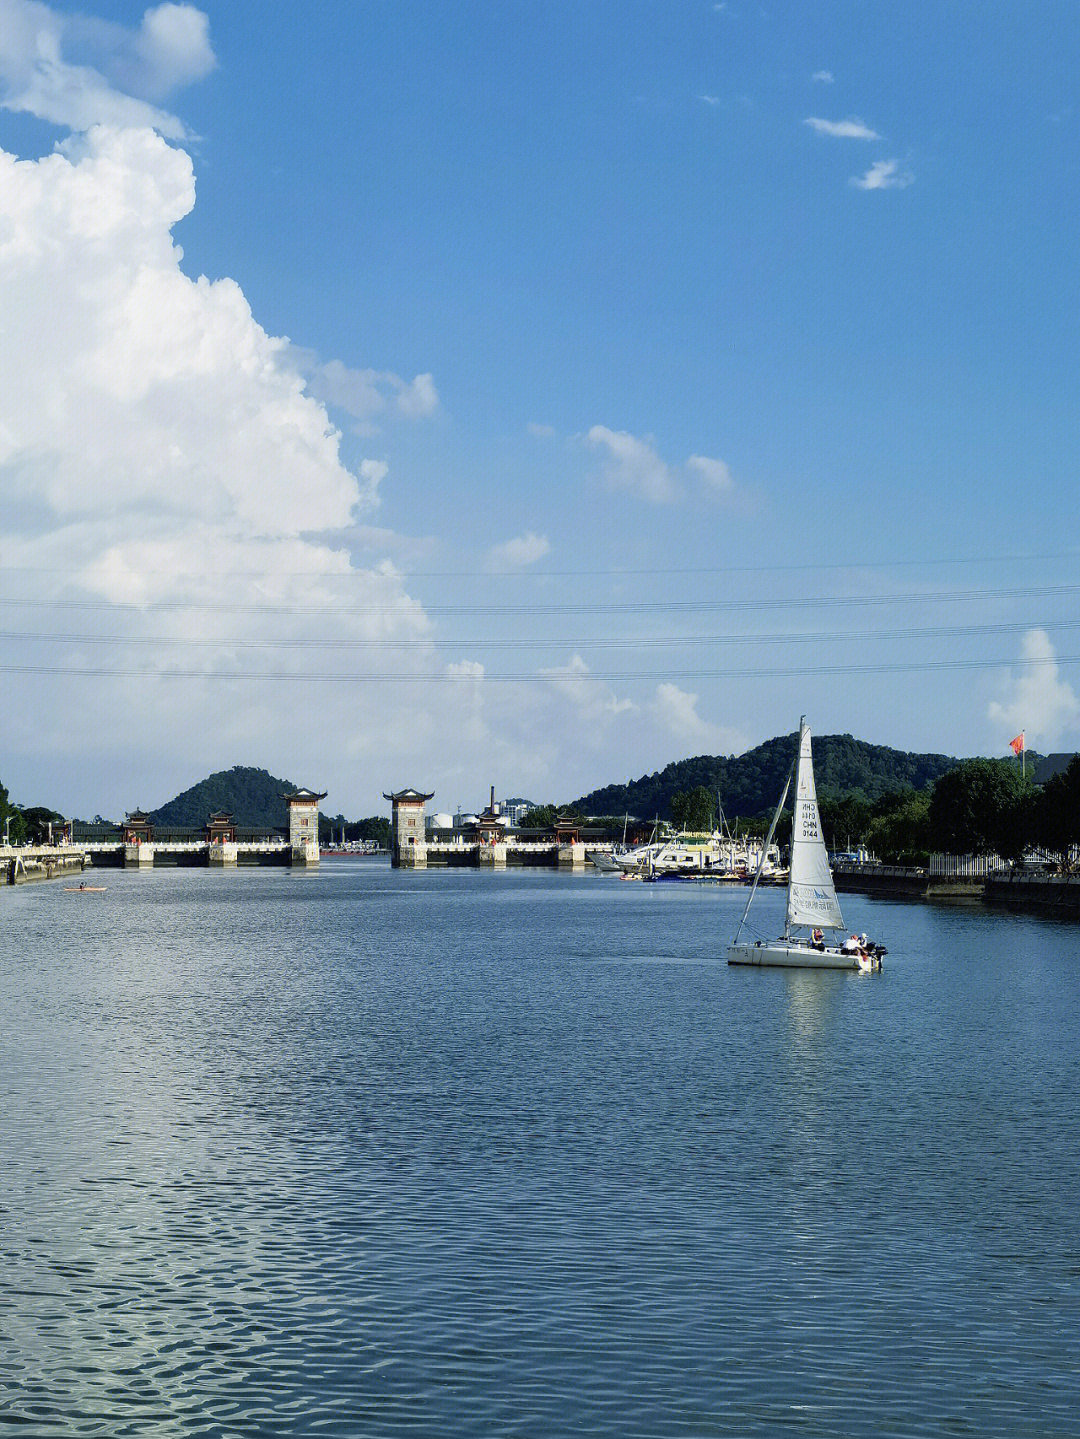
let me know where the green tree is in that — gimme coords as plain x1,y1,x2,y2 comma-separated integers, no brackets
520,804,558,830
1,782,28,845
928,759,1030,860
818,790,874,850
354,816,391,847
1033,756,1080,869
18,806,64,845
866,789,931,864
670,785,715,832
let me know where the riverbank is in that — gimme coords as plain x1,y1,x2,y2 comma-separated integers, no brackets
834,862,1080,912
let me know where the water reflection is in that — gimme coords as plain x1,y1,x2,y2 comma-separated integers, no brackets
2,868,1079,1436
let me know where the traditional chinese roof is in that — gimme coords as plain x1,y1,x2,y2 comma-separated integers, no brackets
383,788,435,802
283,789,328,803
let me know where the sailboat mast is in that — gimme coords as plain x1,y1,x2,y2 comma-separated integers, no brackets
732,764,792,945
784,719,807,940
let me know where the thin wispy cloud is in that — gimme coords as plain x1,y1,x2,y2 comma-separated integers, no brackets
587,426,678,504
587,428,738,506
850,157,914,190
651,684,745,754
805,115,879,140
686,455,733,494
812,71,834,84
699,94,721,107
297,354,439,430
485,532,550,572
540,655,636,725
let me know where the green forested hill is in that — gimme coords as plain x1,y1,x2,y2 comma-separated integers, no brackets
149,766,298,829
573,733,959,820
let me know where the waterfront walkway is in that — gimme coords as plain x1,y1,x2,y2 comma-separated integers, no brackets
834,862,1080,911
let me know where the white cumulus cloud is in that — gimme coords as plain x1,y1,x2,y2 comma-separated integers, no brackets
805,116,879,140
0,0,213,138
0,127,366,539
988,630,1080,746
0,121,442,802
105,3,216,101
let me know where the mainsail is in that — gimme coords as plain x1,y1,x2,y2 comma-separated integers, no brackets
785,719,846,934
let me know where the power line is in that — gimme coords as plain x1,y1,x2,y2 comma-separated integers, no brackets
1,653,1074,684
1,549,1076,580
0,617,1078,652
2,581,1080,618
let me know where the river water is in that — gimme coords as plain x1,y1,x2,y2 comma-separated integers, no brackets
3,862,1079,1437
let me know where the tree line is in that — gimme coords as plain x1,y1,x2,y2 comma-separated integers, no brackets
573,732,960,821
662,756,1080,867
0,780,63,845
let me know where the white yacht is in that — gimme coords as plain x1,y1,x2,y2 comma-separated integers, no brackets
615,830,780,880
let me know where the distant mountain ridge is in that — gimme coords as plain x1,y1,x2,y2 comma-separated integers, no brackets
148,766,298,829
573,733,960,820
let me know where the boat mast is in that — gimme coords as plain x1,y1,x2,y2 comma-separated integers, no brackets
783,719,807,940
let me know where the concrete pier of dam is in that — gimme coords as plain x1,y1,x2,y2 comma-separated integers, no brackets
2,845,89,885
384,787,588,871
67,789,328,871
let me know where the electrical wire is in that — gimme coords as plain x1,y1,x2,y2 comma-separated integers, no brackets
0,617,1077,651
0,653,1075,684
0,581,1079,618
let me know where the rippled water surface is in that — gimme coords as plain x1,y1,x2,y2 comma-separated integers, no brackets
3,863,1080,1436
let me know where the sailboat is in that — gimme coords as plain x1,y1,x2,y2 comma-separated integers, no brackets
728,718,885,971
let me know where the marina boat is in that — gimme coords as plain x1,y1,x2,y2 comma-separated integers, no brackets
586,848,624,872
728,719,885,971
614,829,779,880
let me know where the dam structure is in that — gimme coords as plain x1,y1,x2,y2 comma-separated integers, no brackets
2,844,88,885
384,788,588,870
73,788,327,869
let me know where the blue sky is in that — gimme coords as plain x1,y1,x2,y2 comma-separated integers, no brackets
1,1,1078,818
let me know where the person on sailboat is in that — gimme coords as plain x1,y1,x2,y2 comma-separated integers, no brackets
841,934,859,954
811,928,825,951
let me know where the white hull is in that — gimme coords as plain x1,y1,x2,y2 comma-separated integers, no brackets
586,850,622,872
727,940,860,970
615,832,779,877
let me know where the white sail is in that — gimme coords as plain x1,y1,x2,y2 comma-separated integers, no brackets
785,720,846,933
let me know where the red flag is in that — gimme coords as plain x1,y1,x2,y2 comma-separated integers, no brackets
1010,734,1024,755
